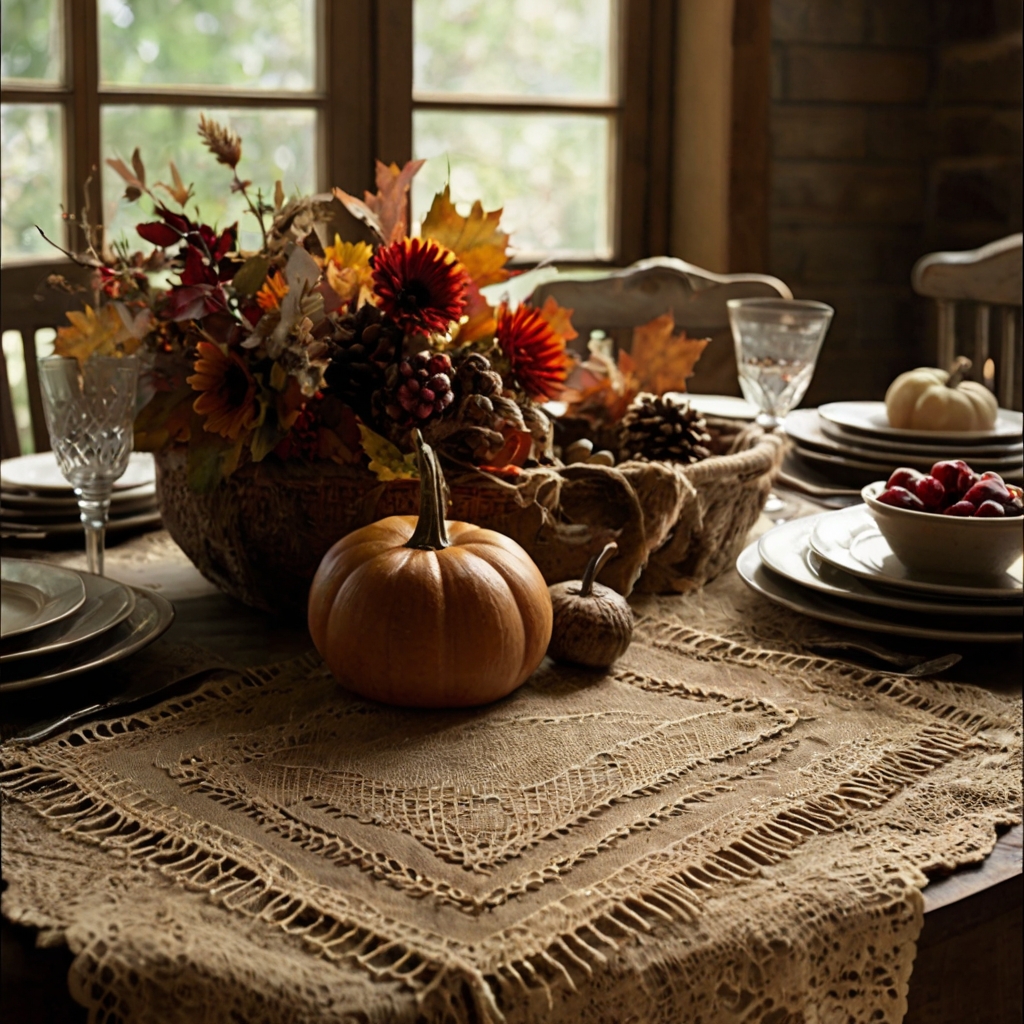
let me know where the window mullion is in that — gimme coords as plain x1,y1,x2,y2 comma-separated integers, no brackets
65,0,101,243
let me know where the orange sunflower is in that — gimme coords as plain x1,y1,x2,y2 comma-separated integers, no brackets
495,302,571,402
371,236,469,336
256,269,289,312
187,341,259,440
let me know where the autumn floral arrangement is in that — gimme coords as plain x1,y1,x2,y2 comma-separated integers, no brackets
48,116,713,492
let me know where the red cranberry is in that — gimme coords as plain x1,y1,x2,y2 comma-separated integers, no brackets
914,475,946,510
962,478,1012,506
887,467,924,490
928,460,979,497
980,471,1005,483
974,500,1007,518
943,500,976,517
877,486,925,511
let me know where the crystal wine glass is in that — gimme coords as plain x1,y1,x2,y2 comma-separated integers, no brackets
728,298,834,519
38,355,140,576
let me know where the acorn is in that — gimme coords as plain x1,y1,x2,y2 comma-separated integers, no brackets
547,542,635,668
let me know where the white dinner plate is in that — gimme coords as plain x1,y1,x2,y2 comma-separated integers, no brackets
759,515,1021,617
816,416,1023,458
818,401,1023,444
0,452,155,494
1,572,136,663
737,541,1022,643
1,559,88,639
0,496,158,523
666,393,759,420
786,411,1024,472
809,504,1024,600
0,587,175,692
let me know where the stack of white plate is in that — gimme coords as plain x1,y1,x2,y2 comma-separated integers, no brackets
1,452,160,540
738,504,1022,643
0,558,174,692
784,402,1023,487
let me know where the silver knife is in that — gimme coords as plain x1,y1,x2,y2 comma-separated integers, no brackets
8,664,225,746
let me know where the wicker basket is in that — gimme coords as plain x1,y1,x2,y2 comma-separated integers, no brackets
155,418,783,614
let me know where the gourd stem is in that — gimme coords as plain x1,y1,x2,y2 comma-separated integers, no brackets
579,541,618,597
405,431,450,550
946,356,972,389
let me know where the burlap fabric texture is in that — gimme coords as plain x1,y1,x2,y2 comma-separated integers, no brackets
155,420,782,613
2,572,1020,1024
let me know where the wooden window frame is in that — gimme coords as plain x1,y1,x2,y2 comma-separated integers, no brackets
376,0,676,268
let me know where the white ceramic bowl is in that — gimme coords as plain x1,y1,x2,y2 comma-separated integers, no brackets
862,481,1024,577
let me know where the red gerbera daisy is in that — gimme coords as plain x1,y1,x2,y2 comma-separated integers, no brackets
496,302,571,402
372,236,469,336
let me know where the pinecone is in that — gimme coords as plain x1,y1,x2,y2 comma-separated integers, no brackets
618,393,711,464
382,350,455,424
323,304,403,418
422,351,527,464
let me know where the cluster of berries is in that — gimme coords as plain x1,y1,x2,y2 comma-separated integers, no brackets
877,460,1024,517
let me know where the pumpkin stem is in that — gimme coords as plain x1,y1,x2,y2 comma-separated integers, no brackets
946,356,972,389
406,430,450,550
579,541,618,597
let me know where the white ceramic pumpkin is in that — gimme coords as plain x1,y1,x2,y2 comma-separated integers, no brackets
885,357,998,431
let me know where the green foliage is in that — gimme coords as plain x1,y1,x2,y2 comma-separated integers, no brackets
1,0,61,82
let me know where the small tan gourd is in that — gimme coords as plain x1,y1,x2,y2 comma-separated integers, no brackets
547,542,634,668
885,356,998,431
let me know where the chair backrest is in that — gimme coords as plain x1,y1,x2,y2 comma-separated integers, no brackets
911,233,1023,410
512,256,792,396
0,266,83,460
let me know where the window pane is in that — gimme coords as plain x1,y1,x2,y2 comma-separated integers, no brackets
414,0,615,100
1,0,62,83
413,110,612,260
99,0,316,91
1,103,64,261
102,106,316,251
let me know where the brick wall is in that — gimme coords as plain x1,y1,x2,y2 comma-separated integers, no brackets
767,0,1023,404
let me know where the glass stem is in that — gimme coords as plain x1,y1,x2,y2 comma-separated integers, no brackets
77,483,112,576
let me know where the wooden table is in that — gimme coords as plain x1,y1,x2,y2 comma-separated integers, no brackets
2,523,1021,1023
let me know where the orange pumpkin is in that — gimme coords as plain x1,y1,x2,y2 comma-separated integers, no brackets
308,432,553,707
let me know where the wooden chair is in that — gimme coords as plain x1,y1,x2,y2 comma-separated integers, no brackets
912,233,1023,411
508,256,793,396
1,268,85,460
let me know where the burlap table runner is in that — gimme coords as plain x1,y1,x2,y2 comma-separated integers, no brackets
2,573,1020,1024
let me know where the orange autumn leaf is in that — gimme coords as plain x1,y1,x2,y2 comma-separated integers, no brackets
457,279,497,344
54,304,140,364
333,158,425,245
537,295,578,345
420,185,511,287
630,312,709,394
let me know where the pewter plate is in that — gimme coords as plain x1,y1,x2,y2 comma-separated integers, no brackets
759,515,1022,617
815,416,1023,458
0,452,155,494
786,410,1024,469
809,505,1024,600
1,573,136,663
0,587,174,692
0,559,87,639
817,401,1023,444
737,541,1022,643
0,509,162,539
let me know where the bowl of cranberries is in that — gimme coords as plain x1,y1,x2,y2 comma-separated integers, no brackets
862,461,1024,577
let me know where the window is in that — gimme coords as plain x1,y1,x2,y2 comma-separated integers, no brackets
411,0,618,261
1,1,674,452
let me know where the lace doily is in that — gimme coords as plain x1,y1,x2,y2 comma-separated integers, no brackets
2,573,1020,1023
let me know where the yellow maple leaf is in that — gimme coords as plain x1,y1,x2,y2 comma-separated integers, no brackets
357,424,419,481
323,236,374,306
420,185,510,288
630,313,709,395
54,304,139,364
